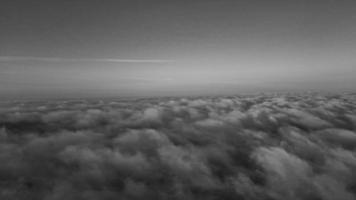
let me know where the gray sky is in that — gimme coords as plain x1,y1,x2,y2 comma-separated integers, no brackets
1,0,356,99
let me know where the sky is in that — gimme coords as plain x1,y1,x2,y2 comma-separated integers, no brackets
1,0,356,99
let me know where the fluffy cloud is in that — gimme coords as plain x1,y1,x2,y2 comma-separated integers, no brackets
0,93,355,199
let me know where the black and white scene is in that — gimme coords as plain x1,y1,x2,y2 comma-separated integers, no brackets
1,1,356,199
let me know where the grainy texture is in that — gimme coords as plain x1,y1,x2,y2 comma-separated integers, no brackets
0,93,355,200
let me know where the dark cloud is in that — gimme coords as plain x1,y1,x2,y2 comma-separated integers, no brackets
0,93,356,199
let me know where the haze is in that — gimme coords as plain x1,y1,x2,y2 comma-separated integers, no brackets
1,0,356,99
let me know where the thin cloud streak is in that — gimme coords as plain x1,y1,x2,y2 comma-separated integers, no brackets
0,56,174,63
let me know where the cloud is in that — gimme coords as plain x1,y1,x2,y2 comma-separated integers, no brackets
314,128,356,149
0,93,355,199
195,118,224,127
252,147,311,187
142,107,162,123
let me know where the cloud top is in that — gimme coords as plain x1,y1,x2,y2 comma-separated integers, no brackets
0,93,356,199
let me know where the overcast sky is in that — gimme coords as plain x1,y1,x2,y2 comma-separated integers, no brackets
1,0,356,99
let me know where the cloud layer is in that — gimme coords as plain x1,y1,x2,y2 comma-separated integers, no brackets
0,93,356,200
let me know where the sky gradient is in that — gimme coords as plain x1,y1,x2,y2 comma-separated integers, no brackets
1,0,356,99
